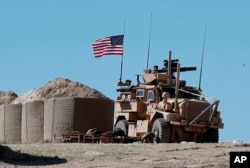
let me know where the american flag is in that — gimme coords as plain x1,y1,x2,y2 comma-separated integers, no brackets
92,35,124,58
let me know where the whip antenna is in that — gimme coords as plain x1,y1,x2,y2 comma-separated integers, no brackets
198,26,207,90
146,14,153,69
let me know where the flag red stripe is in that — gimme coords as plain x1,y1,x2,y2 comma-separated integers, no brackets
92,36,123,57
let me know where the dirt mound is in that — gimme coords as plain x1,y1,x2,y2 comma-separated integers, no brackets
12,77,110,104
0,91,18,105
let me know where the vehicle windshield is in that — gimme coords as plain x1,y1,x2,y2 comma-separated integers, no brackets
136,89,144,98
147,90,154,100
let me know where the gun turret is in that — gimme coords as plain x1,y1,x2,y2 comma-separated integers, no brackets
143,51,197,85
161,58,196,73
154,67,196,73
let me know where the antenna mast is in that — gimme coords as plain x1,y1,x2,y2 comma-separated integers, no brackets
146,14,153,69
198,26,207,90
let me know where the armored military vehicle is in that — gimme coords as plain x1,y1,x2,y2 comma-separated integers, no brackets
114,51,224,143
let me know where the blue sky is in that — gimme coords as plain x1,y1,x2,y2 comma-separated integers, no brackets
1,1,249,142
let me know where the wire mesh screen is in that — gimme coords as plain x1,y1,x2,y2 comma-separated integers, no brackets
74,98,114,133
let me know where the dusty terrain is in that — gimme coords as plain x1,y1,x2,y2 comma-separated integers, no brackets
0,142,249,168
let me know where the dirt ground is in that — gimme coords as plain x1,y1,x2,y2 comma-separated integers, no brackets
0,142,249,168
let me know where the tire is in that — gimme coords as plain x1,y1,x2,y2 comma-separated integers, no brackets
152,118,171,143
202,128,219,143
114,119,128,137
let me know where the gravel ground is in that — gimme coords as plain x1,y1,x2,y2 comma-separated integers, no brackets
1,142,249,168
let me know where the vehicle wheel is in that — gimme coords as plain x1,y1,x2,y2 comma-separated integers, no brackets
203,128,219,143
114,119,128,137
152,118,171,143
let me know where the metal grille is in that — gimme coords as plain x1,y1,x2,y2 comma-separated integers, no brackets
186,101,210,123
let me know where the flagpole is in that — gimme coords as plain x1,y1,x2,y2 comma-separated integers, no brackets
119,20,126,83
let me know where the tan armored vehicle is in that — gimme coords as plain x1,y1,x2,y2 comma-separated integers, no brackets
114,51,224,143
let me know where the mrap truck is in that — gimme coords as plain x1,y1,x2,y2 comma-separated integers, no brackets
113,51,224,143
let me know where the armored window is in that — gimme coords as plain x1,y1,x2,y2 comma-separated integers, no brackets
136,89,144,98
147,90,154,100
